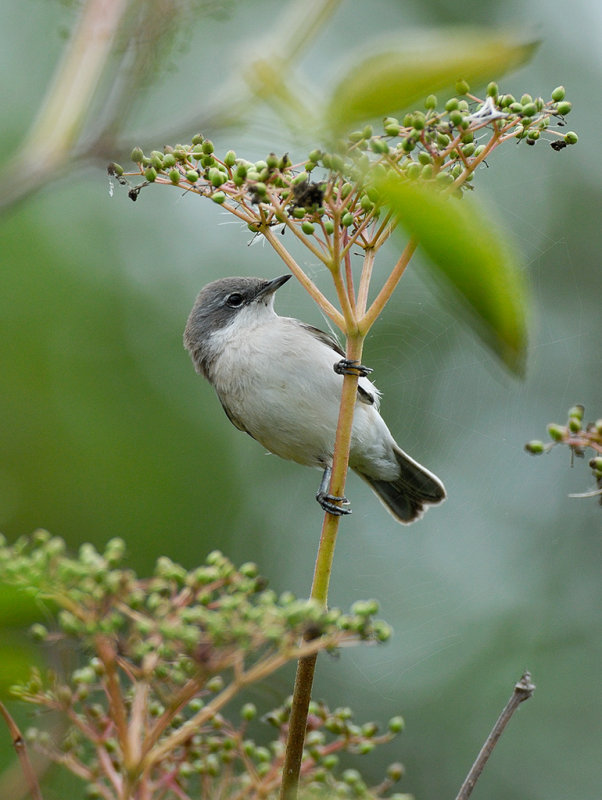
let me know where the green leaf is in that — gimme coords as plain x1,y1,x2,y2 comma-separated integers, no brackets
377,173,528,375
326,28,538,134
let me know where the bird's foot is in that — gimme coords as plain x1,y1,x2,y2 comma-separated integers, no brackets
334,358,373,378
316,491,352,516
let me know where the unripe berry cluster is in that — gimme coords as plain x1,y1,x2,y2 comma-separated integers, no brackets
110,84,576,255
525,405,602,504
1,534,397,799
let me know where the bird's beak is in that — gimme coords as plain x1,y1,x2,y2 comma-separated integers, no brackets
254,274,291,300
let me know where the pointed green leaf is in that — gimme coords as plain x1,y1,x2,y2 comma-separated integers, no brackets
378,173,528,374
326,29,538,134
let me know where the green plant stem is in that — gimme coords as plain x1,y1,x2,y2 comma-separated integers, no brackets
280,333,365,800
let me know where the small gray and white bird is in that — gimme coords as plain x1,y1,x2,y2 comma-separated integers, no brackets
183,274,445,523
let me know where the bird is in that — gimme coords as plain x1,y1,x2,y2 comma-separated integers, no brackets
183,274,446,523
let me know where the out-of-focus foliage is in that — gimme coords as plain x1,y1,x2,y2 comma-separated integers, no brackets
378,174,528,374
325,29,537,133
1,1,600,800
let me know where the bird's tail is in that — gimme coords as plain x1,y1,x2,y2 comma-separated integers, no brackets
354,445,446,524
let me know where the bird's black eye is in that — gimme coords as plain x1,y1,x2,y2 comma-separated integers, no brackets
226,292,244,308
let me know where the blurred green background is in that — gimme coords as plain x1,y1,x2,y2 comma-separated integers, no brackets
1,1,600,798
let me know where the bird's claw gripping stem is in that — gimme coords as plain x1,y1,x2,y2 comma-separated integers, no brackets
334,358,373,378
316,466,352,516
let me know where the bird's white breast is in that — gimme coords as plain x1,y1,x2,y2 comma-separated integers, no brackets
207,310,397,477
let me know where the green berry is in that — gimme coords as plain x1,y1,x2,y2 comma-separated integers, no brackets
551,85,566,101
169,169,180,185
547,423,565,442
412,112,425,130
202,140,214,154
144,167,157,182
130,146,144,163
324,219,334,235
387,762,405,782
455,79,470,95
525,440,545,454
564,131,578,144
341,212,354,227
224,150,236,167
388,715,405,734
556,101,572,115
509,102,524,114
568,404,584,421
520,93,533,106
212,192,226,204
162,153,176,168
30,623,48,641
241,703,257,720
186,170,199,183
301,221,315,235
425,94,437,109
445,98,459,111
568,417,581,433
522,103,537,117
449,110,464,127
487,81,498,98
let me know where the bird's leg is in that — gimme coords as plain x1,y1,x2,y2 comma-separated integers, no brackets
334,358,373,378
316,465,352,516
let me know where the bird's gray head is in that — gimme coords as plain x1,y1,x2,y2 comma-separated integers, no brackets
183,274,291,377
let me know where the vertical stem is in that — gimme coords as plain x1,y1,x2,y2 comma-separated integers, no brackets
280,333,364,800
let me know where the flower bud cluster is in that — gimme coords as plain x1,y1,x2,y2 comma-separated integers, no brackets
525,405,602,504
111,84,576,252
1,534,396,799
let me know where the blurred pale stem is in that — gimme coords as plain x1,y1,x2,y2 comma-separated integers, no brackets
23,0,129,162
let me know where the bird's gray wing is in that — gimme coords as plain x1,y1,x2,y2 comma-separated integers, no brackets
299,323,376,406
299,323,345,356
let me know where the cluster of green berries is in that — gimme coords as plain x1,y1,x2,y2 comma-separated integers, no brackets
526,405,602,503
2,534,395,798
109,82,576,243
22,697,409,799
